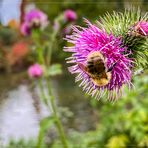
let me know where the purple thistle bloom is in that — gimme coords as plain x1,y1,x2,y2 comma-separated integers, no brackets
133,21,148,36
64,9,77,22
28,64,43,78
64,20,133,101
21,9,48,36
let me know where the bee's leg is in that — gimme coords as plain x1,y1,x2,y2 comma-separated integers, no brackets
78,63,86,71
77,63,89,75
107,62,118,72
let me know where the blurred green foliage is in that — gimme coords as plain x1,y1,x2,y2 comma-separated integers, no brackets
0,27,17,46
65,73,148,148
35,0,148,21
6,139,37,148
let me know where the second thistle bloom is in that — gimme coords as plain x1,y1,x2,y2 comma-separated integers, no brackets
133,21,148,36
64,20,133,101
21,9,48,36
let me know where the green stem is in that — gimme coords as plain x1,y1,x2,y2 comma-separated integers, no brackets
47,14,63,66
38,78,68,148
34,14,68,148
38,79,49,107
46,78,68,148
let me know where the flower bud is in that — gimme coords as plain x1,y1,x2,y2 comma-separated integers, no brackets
28,64,43,78
64,9,77,22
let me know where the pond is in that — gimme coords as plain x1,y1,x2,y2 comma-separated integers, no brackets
0,71,98,144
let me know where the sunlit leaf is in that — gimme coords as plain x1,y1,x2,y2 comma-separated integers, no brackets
106,135,128,148
47,64,62,76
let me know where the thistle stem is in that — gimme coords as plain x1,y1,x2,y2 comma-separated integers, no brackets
34,14,68,148
38,79,49,107
45,78,68,148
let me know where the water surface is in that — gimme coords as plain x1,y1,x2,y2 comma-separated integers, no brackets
0,72,97,144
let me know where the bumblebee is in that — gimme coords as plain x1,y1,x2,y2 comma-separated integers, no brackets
78,51,113,87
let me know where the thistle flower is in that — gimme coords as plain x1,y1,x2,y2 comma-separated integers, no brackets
64,9,77,22
133,21,148,36
21,9,48,35
64,20,133,101
28,64,43,78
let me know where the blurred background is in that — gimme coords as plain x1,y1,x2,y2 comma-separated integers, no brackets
0,0,148,147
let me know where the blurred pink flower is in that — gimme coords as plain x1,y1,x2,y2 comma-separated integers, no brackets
28,64,43,78
134,21,148,36
64,9,77,22
21,9,48,36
